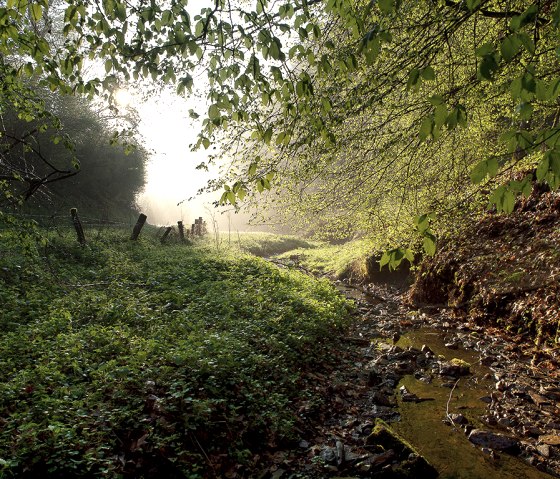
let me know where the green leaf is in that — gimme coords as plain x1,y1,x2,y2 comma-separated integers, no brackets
550,151,560,176
407,69,420,90
104,59,112,73
470,160,488,184
378,0,394,15
116,2,126,21
434,104,448,126
478,54,499,81
516,102,533,120
208,104,220,120
487,157,499,177
428,95,444,106
503,190,516,213
419,116,433,141
553,0,560,28
379,252,390,270
466,0,482,10
421,66,435,81
517,33,535,55
30,3,42,21
475,43,494,57
423,235,436,256
536,155,550,181
500,35,519,62
548,78,560,100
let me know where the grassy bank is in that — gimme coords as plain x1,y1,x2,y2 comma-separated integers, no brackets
276,239,379,282
0,229,351,477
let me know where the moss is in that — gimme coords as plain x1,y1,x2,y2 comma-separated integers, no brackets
366,420,438,478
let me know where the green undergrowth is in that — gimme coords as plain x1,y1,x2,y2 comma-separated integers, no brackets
276,239,377,282
222,231,318,257
0,228,351,477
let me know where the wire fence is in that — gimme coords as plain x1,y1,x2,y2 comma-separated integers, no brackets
0,209,209,248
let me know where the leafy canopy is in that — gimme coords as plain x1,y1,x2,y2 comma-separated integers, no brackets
3,0,560,266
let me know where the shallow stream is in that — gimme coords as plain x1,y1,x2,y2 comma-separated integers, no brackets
393,329,552,479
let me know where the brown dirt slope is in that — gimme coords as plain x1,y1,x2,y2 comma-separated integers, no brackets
410,185,560,346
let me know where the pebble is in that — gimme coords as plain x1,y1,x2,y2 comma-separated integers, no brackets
468,429,519,451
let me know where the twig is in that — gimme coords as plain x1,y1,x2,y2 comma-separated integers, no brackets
446,378,461,428
190,433,214,471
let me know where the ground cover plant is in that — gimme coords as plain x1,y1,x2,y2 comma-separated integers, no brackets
0,228,351,477
276,239,377,282
234,232,317,258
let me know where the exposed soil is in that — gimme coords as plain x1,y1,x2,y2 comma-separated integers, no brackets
409,185,560,347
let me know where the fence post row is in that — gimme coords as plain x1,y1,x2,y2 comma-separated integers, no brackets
130,213,147,240
177,221,185,242
160,226,173,244
70,208,86,245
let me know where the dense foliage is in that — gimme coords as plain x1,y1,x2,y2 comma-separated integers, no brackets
2,90,146,216
0,229,350,477
3,0,560,261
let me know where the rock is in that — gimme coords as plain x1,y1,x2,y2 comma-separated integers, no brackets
468,429,519,452
495,380,508,392
366,420,438,478
528,390,551,406
393,361,415,375
298,440,309,449
370,405,401,422
335,440,345,465
480,354,497,366
539,434,560,445
357,450,396,471
367,368,382,386
449,413,468,425
320,446,337,464
372,391,396,407
439,358,470,377
537,444,551,457
421,344,434,355
497,417,516,428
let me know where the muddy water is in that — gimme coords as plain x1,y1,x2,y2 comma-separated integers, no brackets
393,329,552,479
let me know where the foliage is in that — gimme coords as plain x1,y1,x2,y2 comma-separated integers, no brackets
277,238,377,282
0,228,351,477
409,187,560,346
3,0,560,263
233,231,317,257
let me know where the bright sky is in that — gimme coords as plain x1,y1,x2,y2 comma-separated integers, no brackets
131,88,219,226
127,0,224,227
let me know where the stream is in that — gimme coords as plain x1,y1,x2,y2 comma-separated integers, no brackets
395,329,550,479
335,282,556,478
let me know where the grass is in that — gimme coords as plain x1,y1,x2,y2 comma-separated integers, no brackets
276,239,379,281
209,231,318,257
0,227,351,477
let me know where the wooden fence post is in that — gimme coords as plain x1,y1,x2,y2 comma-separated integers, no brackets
70,208,86,245
130,213,147,240
160,226,173,244
177,221,185,242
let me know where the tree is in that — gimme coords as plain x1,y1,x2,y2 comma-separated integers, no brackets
2,0,560,259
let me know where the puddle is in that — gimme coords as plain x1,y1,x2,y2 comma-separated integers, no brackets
392,329,553,479
336,284,384,305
